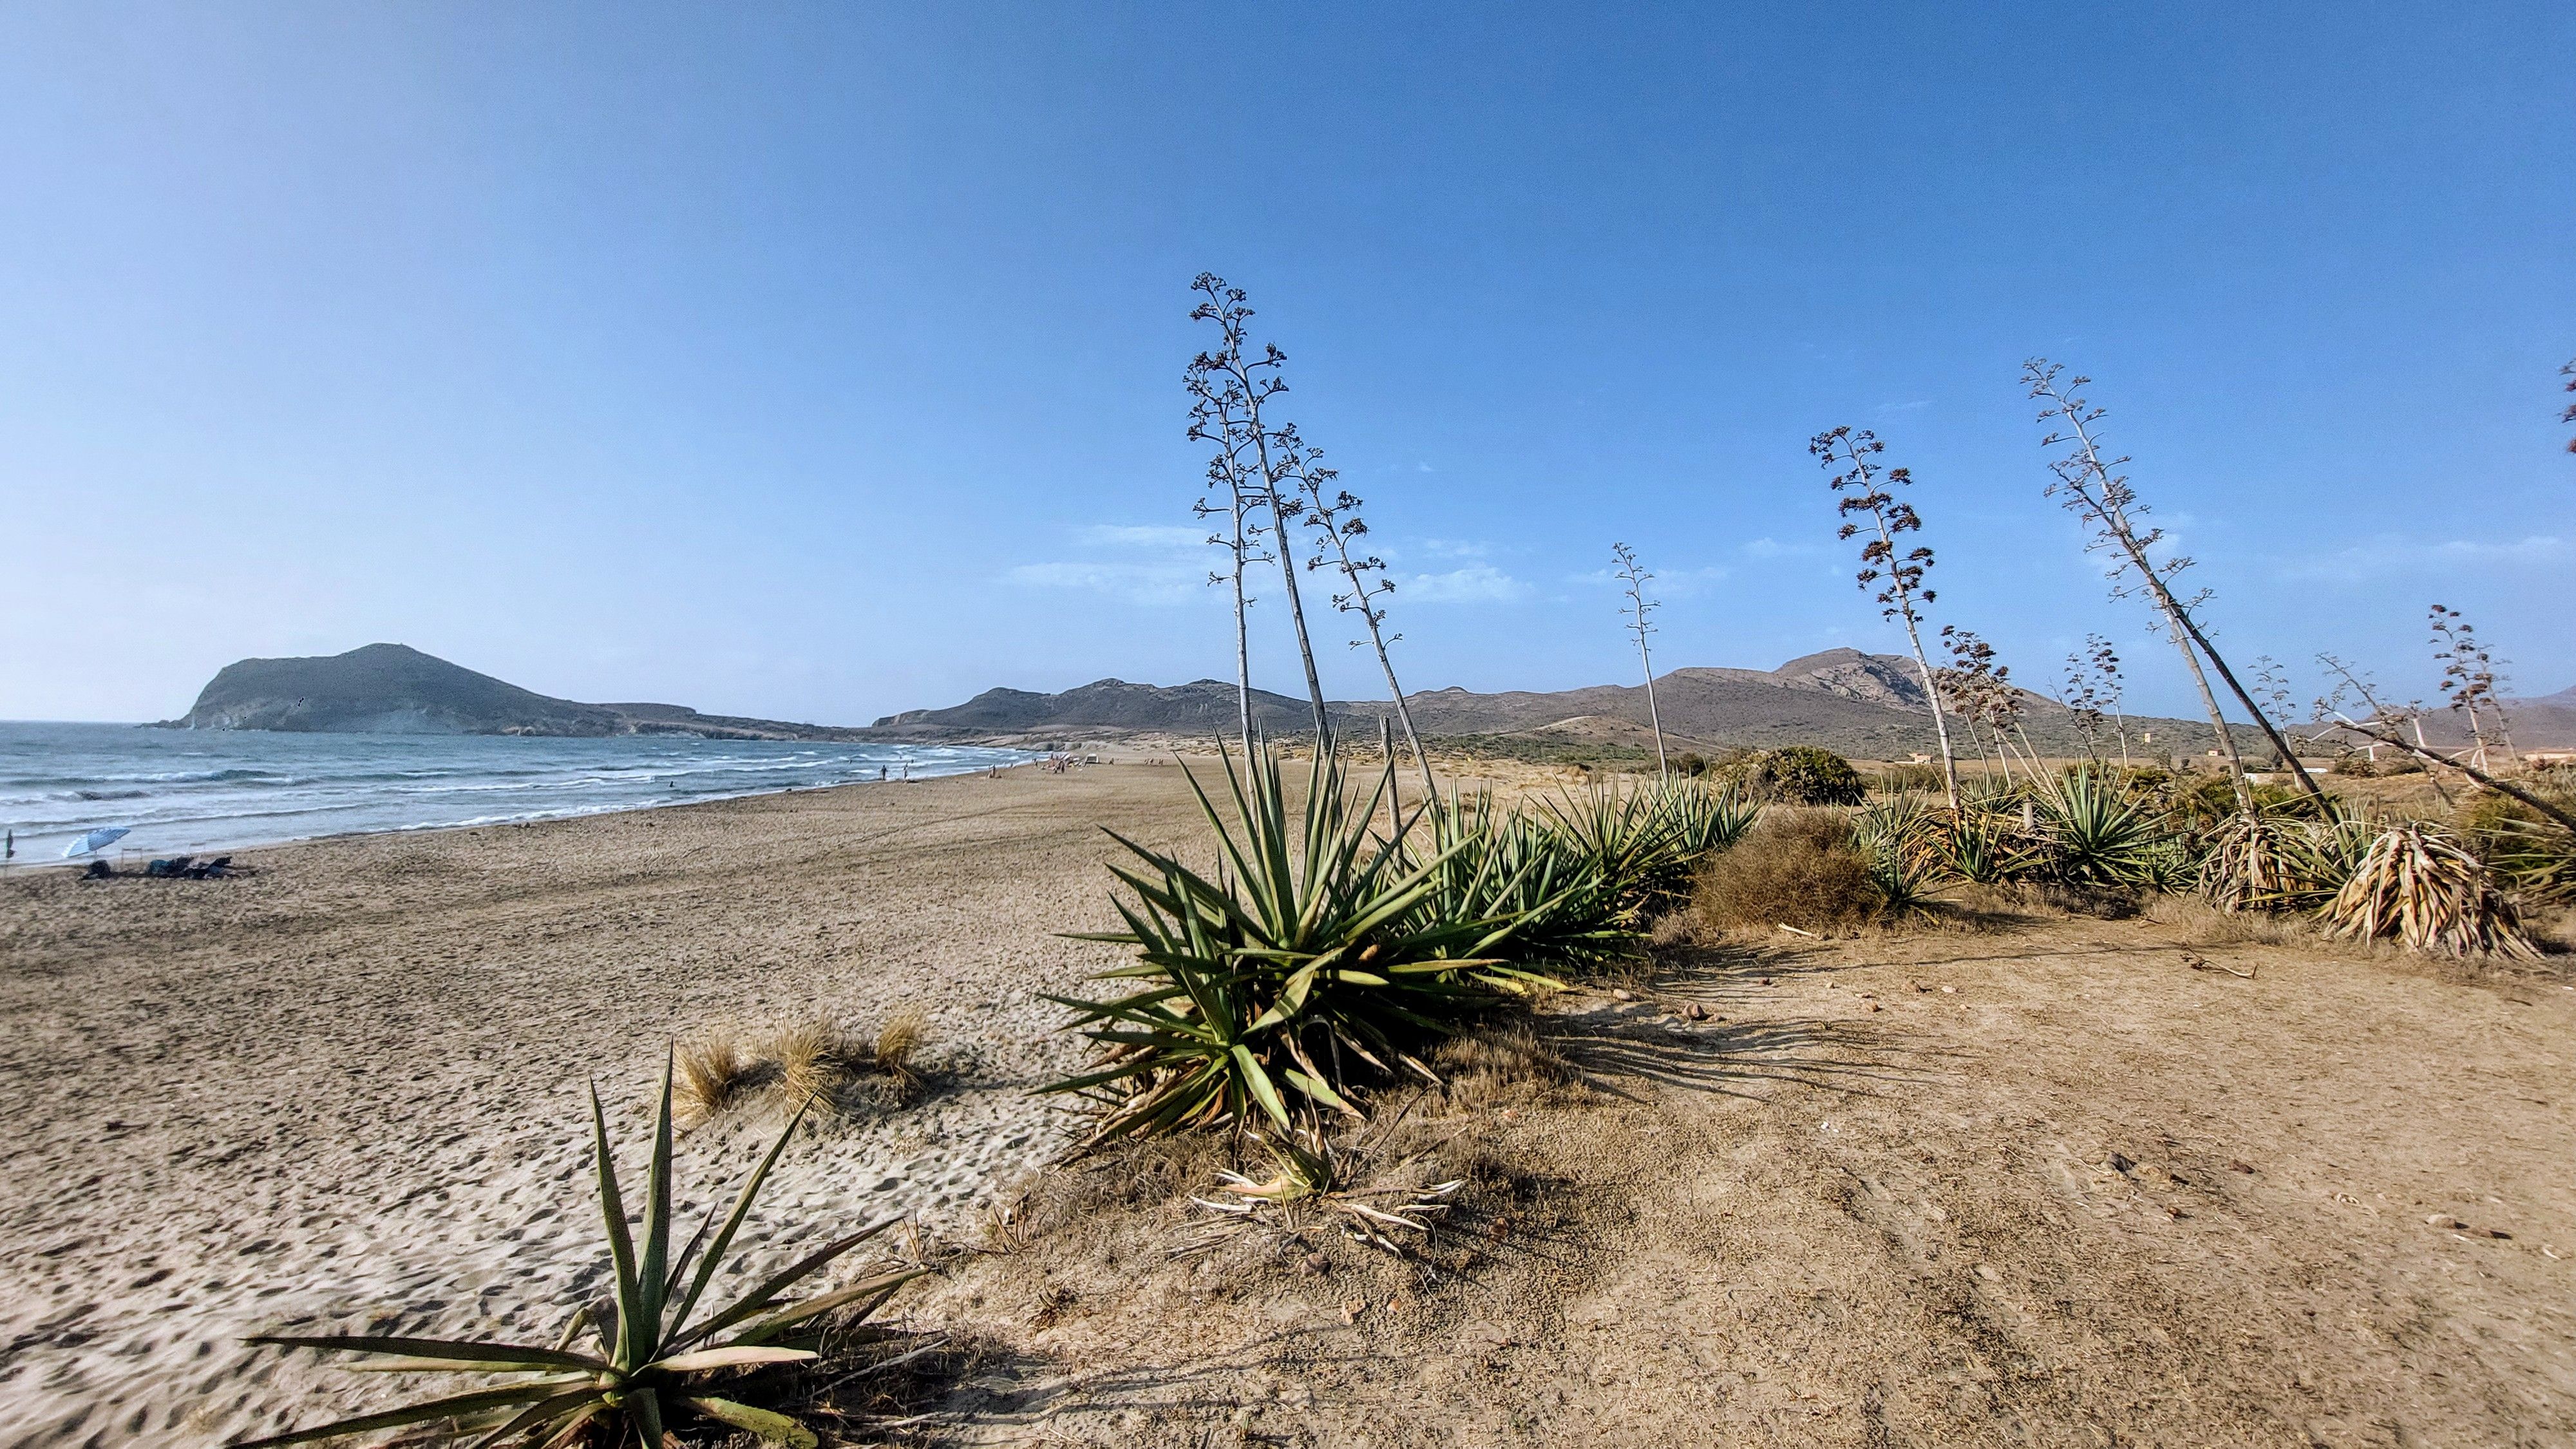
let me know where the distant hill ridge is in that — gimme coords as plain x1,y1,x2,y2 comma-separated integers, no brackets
878,647,2237,756
158,644,868,740
158,643,2576,754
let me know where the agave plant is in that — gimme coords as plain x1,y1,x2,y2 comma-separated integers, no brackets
1410,790,1634,972
1537,775,1746,915
238,1061,922,1448
2481,817,2576,907
1940,807,2034,885
2324,823,2538,959
2032,768,2170,889
2201,807,2372,913
1046,743,1562,1146
1852,793,1949,914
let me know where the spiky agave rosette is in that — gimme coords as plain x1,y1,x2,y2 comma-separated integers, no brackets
236,1057,923,1449
1043,743,1569,1146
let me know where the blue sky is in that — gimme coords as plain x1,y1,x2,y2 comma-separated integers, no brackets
2,3,2568,724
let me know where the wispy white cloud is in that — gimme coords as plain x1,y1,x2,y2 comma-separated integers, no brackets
1566,564,1731,598
1075,523,1207,549
2277,534,2568,583
1401,564,1530,603
1876,399,1931,413
1005,560,1205,605
1007,522,1213,605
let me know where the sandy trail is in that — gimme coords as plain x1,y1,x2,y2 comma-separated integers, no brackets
0,764,1206,1448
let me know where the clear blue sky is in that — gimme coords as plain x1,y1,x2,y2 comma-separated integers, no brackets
3,3,2568,725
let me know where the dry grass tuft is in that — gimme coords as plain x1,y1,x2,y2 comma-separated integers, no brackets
2146,895,2322,948
770,1019,849,1110
1692,808,1881,933
875,1008,929,1083
1432,1019,1575,1108
674,1029,757,1129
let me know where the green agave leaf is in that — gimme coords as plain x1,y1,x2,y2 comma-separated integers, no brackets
1282,1066,1356,1114
243,1334,601,1372
667,1097,816,1344
466,1387,609,1449
731,1266,929,1345
629,1385,666,1449
531,1401,605,1449
685,1218,900,1347
587,1083,643,1372
1231,1043,1293,1131
636,1053,677,1356
229,1380,578,1447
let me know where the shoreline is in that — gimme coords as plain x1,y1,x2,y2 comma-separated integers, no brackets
3,766,1027,873
0,723,1037,868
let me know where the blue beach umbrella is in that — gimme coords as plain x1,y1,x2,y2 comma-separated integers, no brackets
63,826,131,858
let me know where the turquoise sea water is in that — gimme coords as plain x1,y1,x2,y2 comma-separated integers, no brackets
0,722,1030,863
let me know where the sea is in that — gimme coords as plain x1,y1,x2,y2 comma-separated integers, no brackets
0,721,1032,864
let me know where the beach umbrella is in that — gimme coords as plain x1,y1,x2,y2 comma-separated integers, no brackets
63,827,130,858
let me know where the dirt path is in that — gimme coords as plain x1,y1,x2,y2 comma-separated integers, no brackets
914,919,2576,1447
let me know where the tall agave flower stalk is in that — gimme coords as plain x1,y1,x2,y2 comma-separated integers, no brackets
2023,361,2325,808
1289,437,1436,799
1812,425,1962,811
1188,274,1331,741
1610,544,1669,775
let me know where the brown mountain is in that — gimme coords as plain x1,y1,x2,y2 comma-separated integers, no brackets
874,648,2230,759
158,644,869,740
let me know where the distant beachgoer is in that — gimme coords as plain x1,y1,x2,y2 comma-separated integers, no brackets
879,766,887,781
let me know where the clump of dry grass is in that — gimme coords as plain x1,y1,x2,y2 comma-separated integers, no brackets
674,1028,757,1129
771,1019,848,1108
1692,808,1881,933
875,1008,929,1090
2146,895,2322,948
672,1010,936,1128
1432,1019,1574,1107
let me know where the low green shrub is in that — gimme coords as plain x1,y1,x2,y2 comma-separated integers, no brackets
1719,746,1866,806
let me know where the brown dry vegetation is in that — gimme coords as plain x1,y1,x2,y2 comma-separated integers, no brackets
1692,807,1882,932
901,904,2576,1448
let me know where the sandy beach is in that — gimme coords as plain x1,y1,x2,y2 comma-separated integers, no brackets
6,761,2575,1447
0,764,1206,1448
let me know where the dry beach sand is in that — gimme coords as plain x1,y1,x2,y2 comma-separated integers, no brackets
0,764,1211,1447
3,761,2574,1447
